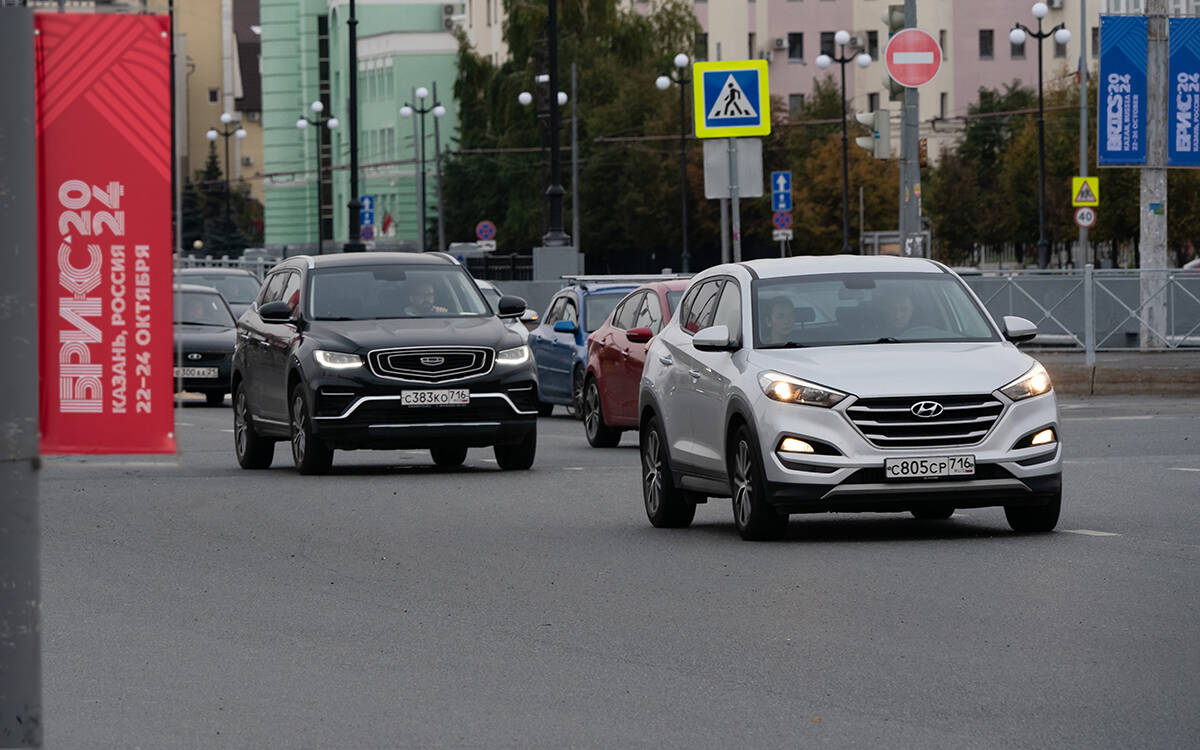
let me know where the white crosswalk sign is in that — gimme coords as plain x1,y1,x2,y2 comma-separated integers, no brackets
693,60,771,138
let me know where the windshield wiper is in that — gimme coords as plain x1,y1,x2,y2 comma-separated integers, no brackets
314,316,360,321
764,341,808,349
871,336,902,344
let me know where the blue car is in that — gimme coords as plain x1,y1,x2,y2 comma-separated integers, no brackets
527,279,637,415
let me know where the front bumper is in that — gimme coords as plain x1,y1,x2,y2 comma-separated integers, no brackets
752,389,1062,514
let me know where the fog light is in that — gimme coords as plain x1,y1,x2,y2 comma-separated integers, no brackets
1031,428,1056,446
779,437,815,454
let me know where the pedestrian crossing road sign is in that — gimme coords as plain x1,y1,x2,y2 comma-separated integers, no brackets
1072,176,1099,207
693,60,771,139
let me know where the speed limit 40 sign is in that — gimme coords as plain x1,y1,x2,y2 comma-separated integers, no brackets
1074,206,1097,228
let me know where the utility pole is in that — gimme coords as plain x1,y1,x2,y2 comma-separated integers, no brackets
1141,0,1168,348
571,63,580,260
1079,0,1090,266
434,82,446,254
0,7,43,746
898,0,921,257
344,0,365,252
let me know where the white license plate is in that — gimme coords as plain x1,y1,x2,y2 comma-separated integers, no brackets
884,455,975,480
174,367,218,379
401,389,470,406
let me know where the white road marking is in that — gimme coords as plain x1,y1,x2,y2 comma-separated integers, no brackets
48,461,180,469
893,51,935,64
178,422,194,427
564,467,584,471
1062,529,1121,537
220,429,234,433
1169,467,1200,473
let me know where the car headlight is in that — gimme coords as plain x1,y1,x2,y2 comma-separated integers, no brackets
314,350,363,369
999,363,1051,401
758,371,847,408
497,344,531,366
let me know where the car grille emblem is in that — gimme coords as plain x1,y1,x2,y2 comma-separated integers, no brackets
187,353,202,361
911,400,944,418
420,356,445,367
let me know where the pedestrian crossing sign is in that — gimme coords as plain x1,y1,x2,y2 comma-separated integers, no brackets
693,60,771,139
1072,176,1099,207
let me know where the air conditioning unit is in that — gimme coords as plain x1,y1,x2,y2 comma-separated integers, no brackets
241,156,254,166
758,49,773,61
774,37,786,50
443,2,466,30
1048,0,1063,8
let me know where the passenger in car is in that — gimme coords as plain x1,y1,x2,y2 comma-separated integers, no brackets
761,297,796,345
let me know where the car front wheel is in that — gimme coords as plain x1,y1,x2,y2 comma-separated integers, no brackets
494,427,536,470
729,425,788,541
1004,491,1061,533
233,385,274,469
290,386,333,475
430,445,468,467
583,377,621,448
640,415,696,528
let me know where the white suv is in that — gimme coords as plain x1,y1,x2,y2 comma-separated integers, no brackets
638,256,1062,541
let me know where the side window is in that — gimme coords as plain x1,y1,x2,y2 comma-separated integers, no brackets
711,280,742,340
257,271,287,306
635,292,664,333
545,297,565,325
281,272,302,314
613,292,643,330
562,298,578,325
682,280,722,334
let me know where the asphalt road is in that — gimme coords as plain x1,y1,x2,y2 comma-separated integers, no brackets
38,395,1200,749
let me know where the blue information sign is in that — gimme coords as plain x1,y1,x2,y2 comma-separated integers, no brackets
1098,15,1147,166
771,171,792,211
1169,17,1200,167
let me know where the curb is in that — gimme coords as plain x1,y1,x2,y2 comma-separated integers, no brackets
1037,352,1200,396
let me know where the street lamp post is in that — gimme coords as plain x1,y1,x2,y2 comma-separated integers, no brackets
519,81,570,244
205,112,247,254
345,0,365,253
400,87,446,253
656,53,691,273
1011,2,1071,269
296,101,339,255
817,32,872,255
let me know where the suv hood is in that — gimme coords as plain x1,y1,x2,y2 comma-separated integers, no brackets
306,316,522,352
748,342,1035,398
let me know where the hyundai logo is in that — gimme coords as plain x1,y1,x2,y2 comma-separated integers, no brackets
911,400,944,418
186,353,202,361
420,356,445,367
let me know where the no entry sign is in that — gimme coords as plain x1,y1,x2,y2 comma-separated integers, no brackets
885,28,942,88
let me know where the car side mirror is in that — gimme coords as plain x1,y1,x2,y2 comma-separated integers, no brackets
497,295,526,318
1002,315,1037,343
553,320,578,334
259,301,295,323
693,324,738,351
626,326,653,344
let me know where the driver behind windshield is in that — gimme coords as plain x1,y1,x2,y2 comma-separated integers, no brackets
760,296,796,346
180,295,229,326
875,287,915,337
403,281,448,316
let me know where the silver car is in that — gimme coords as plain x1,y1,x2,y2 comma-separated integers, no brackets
638,256,1061,541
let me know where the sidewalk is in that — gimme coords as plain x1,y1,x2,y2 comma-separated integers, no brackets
1033,349,1200,396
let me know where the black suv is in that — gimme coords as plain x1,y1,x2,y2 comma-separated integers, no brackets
231,253,539,474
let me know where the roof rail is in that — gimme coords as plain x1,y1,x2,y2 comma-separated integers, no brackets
560,273,692,289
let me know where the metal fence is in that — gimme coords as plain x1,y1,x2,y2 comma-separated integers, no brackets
176,255,279,280
961,266,1200,358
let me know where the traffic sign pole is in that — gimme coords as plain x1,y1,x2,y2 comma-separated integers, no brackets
897,0,923,261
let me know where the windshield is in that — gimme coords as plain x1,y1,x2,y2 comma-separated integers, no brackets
181,274,260,303
308,265,490,320
584,291,628,333
753,272,999,349
178,291,235,327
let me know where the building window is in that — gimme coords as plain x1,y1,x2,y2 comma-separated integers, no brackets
1011,38,1025,60
940,92,948,118
788,32,803,61
821,31,835,57
1055,39,1068,58
868,92,879,112
939,29,948,59
208,87,219,103
695,33,708,61
1092,27,1099,57
748,32,756,59
979,29,994,60
788,93,805,119
867,30,879,60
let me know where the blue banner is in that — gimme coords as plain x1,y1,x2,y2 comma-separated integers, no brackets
1169,17,1200,167
1099,15,1147,166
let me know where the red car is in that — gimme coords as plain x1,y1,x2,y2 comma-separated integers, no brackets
582,280,688,446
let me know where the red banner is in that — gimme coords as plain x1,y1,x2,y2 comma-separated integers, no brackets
36,14,175,454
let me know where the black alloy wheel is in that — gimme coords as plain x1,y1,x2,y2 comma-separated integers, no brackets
583,377,621,448
640,415,696,528
290,385,333,475
729,425,788,541
1004,491,1062,533
494,427,537,470
233,385,274,470
430,445,468,467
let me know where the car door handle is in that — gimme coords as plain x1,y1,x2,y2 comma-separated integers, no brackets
658,355,673,366
621,349,630,357
688,369,701,379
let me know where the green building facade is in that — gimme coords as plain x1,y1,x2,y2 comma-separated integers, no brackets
261,0,460,252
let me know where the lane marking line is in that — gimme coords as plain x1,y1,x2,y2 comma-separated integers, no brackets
220,429,234,433
1169,467,1200,473
564,467,584,471
1062,529,1121,537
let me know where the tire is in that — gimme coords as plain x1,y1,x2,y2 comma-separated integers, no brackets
1004,491,1061,533
583,377,622,448
494,427,537,470
566,366,585,420
290,385,333,475
640,415,697,528
537,400,555,417
729,425,788,541
233,384,274,470
430,445,468,467
911,505,955,520
206,391,226,406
